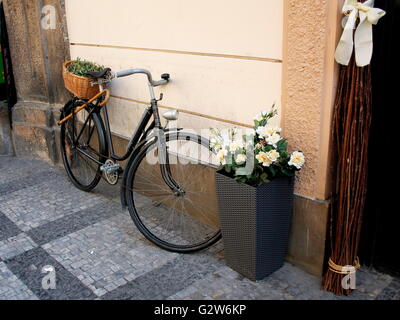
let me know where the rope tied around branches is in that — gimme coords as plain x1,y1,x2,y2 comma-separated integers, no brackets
328,257,361,275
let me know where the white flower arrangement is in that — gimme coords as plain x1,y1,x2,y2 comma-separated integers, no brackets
210,105,305,186
288,151,305,169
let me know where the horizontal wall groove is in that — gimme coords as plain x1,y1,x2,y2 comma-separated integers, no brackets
70,43,283,63
110,95,253,128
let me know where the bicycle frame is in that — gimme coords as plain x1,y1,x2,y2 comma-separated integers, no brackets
60,69,222,251
98,69,168,162
101,96,157,162
67,69,184,196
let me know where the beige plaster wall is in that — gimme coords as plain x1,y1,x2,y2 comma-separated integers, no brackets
66,0,341,202
65,0,283,60
282,0,342,200
65,0,284,138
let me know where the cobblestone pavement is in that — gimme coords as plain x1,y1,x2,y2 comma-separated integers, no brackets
0,156,399,300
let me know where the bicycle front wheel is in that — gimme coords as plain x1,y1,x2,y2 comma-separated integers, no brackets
60,102,107,191
125,132,221,252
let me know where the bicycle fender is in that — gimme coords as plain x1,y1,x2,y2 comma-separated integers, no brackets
59,98,75,119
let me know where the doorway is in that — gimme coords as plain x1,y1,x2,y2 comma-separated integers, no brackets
360,0,400,277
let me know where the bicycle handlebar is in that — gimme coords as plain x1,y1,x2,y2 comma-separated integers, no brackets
115,69,169,87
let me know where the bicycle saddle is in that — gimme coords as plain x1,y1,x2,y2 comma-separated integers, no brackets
86,68,111,79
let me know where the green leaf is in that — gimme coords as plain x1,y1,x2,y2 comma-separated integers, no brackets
269,166,276,177
264,145,273,152
277,139,288,153
234,176,247,183
260,172,268,182
67,58,105,77
279,151,289,159
281,167,295,177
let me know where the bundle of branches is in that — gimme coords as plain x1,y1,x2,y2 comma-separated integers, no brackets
322,54,372,295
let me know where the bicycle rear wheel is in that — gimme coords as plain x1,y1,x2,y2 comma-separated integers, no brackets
60,101,107,191
125,132,221,252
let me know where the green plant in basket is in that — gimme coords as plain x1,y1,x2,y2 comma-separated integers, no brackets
67,58,104,77
210,104,305,187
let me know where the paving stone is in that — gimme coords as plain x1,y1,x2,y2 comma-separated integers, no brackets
0,176,104,232
0,262,38,300
0,156,399,300
26,201,120,246
101,254,221,300
0,157,60,202
0,169,56,198
375,279,400,300
44,213,178,295
0,157,54,187
0,210,22,241
4,247,96,300
0,233,37,260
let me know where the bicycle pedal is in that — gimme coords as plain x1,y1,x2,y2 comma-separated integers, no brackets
100,163,121,173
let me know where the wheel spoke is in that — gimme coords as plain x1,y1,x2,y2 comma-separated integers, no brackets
127,135,221,251
61,107,103,190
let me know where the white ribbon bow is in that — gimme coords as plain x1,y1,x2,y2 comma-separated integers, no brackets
335,0,385,67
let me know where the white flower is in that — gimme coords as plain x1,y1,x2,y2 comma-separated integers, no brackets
256,125,282,140
265,133,282,147
255,126,268,139
255,143,263,150
256,152,272,167
229,141,243,152
235,153,247,164
267,150,280,162
210,138,222,151
217,149,228,165
265,126,282,136
288,151,305,169
256,126,279,139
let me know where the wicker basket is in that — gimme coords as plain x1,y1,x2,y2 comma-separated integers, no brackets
63,60,100,99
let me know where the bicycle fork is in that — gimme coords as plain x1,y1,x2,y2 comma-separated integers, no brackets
151,99,185,196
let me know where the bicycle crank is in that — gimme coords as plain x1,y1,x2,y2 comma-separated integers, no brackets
100,159,121,185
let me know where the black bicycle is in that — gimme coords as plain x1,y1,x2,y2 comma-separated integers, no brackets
58,67,221,252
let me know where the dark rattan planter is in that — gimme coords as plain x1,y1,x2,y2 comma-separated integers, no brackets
215,172,294,281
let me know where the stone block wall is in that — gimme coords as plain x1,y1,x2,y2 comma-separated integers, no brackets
2,0,70,163
0,102,13,155
11,102,61,162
